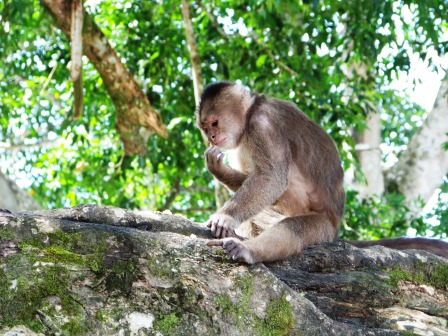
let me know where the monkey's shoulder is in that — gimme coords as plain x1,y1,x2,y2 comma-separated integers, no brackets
253,98,310,127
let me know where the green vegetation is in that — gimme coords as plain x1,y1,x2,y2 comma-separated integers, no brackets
0,0,447,241
214,273,294,335
387,263,448,289
255,296,295,336
215,293,233,311
0,225,14,240
0,227,142,333
0,259,87,334
153,313,180,335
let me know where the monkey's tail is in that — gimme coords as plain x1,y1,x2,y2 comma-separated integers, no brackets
338,237,448,259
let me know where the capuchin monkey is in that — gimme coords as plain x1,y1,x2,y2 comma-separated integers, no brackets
196,81,448,264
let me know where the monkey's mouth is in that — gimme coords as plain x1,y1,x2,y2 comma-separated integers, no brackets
214,138,227,147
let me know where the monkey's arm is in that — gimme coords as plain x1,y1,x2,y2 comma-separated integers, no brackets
216,117,290,225
205,146,247,192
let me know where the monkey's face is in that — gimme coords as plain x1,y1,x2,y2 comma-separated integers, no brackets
197,84,249,149
199,113,242,150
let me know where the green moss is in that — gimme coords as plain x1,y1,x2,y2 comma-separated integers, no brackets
237,274,254,298
232,274,254,327
388,263,448,289
388,267,417,287
45,229,110,274
43,229,141,296
430,264,448,288
255,296,295,336
214,294,234,314
20,234,47,249
0,261,86,335
48,230,82,248
42,246,85,264
147,258,179,278
0,225,15,239
95,309,107,322
153,313,180,335
212,274,255,328
61,317,90,335
105,258,140,296
399,331,418,336
0,228,118,334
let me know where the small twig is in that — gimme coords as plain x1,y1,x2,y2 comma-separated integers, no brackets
196,0,228,41
0,139,60,151
161,177,182,210
250,33,299,77
113,153,125,168
196,1,298,77
40,62,58,95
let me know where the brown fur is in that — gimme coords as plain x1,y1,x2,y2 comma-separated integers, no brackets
197,82,447,263
343,238,448,259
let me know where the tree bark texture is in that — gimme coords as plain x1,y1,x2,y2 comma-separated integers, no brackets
40,0,167,155
70,0,84,119
1,205,447,335
180,0,203,106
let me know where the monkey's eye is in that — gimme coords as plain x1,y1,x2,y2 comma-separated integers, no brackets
211,120,218,127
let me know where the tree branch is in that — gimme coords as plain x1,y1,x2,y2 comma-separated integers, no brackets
70,0,83,119
181,0,203,106
181,0,230,208
40,0,167,155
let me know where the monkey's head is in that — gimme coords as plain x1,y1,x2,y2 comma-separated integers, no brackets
196,81,253,150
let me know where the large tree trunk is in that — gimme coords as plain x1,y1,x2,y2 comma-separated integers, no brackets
0,173,41,211
40,0,167,155
1,205,447,335
387,74,448,212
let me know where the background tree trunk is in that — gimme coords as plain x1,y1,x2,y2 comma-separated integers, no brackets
355,111,385,198
0,173,41,211
386,74,448,212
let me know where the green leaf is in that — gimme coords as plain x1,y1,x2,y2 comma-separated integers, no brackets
256,54,268,68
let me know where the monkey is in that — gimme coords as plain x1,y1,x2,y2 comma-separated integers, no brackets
196,81,448,264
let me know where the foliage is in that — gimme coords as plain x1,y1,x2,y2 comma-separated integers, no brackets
342,190,426,240
0,0,447,239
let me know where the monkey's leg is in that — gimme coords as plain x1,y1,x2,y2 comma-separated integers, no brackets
235,207,286,238
208,214,337,264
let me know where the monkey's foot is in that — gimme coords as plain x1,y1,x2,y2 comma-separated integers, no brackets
207,238,255,264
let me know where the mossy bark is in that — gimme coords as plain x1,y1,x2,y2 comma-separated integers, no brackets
1,205,447,335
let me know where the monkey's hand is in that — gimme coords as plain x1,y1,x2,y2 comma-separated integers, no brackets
207,238,254,264
205,146,232,178
207,213,239,238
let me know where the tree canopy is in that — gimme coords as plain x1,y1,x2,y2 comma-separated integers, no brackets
0,0,447,241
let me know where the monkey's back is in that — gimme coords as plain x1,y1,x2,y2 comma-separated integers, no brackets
263,98,345,226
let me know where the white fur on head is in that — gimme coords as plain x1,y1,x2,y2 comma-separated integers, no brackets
228,84,254,115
